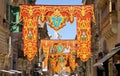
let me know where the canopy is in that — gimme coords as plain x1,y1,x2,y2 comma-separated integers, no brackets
93,46,120,67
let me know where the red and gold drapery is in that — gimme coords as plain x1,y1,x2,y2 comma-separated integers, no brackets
40,40,77,52
48,53,76,73
20,5,95,62
20,6,38,60
76,5,96,61
40,40,77,69
49,54,69,73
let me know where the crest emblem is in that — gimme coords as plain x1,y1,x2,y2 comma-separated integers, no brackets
48,10,66,31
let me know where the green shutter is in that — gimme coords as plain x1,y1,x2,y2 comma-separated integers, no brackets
10,6,22,32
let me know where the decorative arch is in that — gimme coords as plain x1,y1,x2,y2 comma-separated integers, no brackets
20,4,95,72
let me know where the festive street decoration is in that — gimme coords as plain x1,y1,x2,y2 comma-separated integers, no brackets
40,40,77,69
69,53,78,71
76,5,95,61
20,5,95,72
49,53,76,73
40,40,77,53
20,6,38,60
49,54,58,72
48,10,67,31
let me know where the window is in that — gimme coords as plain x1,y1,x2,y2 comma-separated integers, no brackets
112,2,115,11
12,14,16,23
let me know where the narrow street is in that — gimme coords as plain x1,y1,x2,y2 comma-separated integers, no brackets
0,0,120,76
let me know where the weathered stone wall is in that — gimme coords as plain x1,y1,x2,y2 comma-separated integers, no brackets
0,0,10,70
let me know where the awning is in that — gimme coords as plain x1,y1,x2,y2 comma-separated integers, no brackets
0,70,22,74
0,70,15,74
93,46,120,67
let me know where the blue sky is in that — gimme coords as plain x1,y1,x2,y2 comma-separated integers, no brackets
36,0,82,39
36,0,82,5
47,18,76,39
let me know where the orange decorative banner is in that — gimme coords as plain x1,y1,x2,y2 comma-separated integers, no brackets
20,6,38,60
40,40,77,69
49,54,58,72
40,40,77,53
20,4,95,62
49,53,71,73
76,5,96,61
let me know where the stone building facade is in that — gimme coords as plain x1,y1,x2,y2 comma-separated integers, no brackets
80,0,99,76
0,0,10,70
94,0,120,76
0,0,36,76
82,0,120,76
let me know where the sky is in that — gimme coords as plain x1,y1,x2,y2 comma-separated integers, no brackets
36,0,82,39
36,0,82,5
